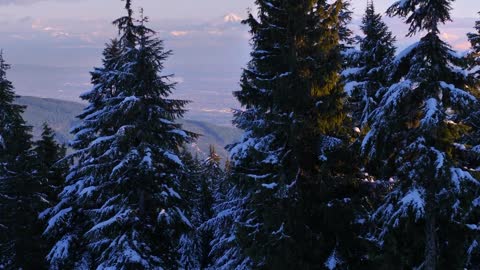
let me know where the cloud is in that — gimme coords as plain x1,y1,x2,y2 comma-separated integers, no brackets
0,0,74,5
30,19,72,38
170,31,190,37
200,108,232,114
18,16,32,23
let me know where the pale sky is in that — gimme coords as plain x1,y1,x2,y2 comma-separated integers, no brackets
1,0,479,125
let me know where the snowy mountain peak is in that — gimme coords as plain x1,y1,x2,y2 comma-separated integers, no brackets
223,13,242,23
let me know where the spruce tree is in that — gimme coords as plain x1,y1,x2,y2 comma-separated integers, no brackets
34,123,68,206
177,150,203,269
207,155,251,270
0,51,47,269
465,12,480,267
468,12,480,82
179,146,223,269
362,1,480,269
227,1,369,269
197,146,222,269
344,1,396,129
43,1,196,269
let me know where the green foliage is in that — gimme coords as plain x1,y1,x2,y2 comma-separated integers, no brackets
362,1,480,269
43,1,196,269
228,1,371,269
0,51,48,269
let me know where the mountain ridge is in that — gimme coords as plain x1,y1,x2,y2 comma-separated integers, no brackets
17,96,241,160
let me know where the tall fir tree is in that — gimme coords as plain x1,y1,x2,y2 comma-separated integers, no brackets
197,146,223,269
0,51,47,269
34,123,69,269
34,123,69,207
226,0,370,269
177,149,203,269
43,1,196,269
207,152,251,270
344,1,396,129
468,12,480,83
362,1,480,269
465,12,480,267
179,146,223,269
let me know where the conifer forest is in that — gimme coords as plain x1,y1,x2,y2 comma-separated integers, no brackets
2,0,480,269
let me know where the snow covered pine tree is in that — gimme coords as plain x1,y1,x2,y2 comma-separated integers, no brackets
464,12,480,267
207,148,251,270
0,51,49,269
344,1,396,130
43,1,196,269
468,12,480,83
33,123,69,269
226,0,370,269
179,146,223,269
362,1,480,269
34,123,69,208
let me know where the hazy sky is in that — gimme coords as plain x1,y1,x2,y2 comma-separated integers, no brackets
0,0,477,20
1,0,480,124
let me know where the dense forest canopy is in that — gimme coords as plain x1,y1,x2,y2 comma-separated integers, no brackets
1,0,479,269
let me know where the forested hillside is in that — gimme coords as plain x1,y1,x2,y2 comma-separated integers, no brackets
17,96,241,159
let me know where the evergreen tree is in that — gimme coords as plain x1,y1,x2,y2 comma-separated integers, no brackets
207,156,251,270
465,12,480,267
0,51,47,269
362,1,480,269
43,1,196,269
197,146,222,269
179,146,223,269
34,123,69,270
34,123,69,206
468,12,480,83
177,150,203,269
344,1,396,129
226,1,369,269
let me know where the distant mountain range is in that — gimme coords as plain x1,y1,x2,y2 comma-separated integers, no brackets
17,96,242,161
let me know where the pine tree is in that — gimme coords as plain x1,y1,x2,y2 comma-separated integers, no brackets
344,1,396,129
226,1,369,269
0,51,47,269
34,123,68,206
362,1,480,269
43,1,196,269
177,150,203,269
179,146,223,269
34,123,69,269
197,146,222,269
464,13,480,267
468,12,480,83
207,156,251,270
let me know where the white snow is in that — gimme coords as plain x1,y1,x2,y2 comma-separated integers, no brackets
47,235,74,261
440,81,477,105
399,187,425,220
168,129,188,138
261,182,278,189
394,41,419,62
164,151,183,166
344,81,364,96
86,210,130,235
421,98,440,127
450,167,479,191
325,248,341,270
45,207,72,234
